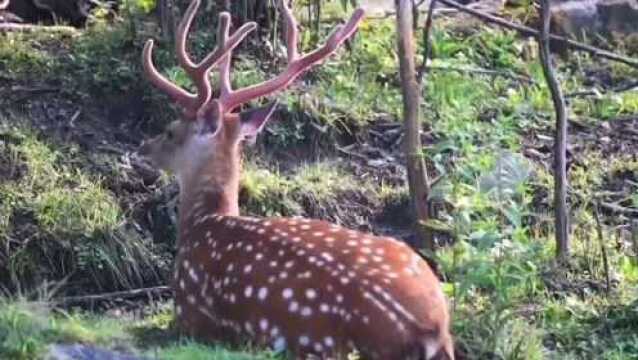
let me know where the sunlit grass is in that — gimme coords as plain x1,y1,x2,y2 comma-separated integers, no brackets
0,122,155,291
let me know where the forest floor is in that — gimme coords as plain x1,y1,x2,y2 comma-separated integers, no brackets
1,2,638,359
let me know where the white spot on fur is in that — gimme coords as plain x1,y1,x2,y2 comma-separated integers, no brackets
282,288,293,299
299,335,310,346
258,287,268,300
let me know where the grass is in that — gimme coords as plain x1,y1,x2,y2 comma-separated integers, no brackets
0,122,159,292
240,161,370,221
0,34,61,78
0,297,282,360
0,297,129,359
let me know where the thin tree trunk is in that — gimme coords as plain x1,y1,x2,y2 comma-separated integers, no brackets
159,0,175,43
632,220,638,264
538,0,570,260
396,0,433,251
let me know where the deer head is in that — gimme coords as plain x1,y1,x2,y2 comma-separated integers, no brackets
138,0,364,211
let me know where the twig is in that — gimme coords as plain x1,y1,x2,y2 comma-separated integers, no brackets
0,23,78,33
53,286,172,306
538,0,570,260
594,201,611,295
335,145,368,161
631,220,638,261
612,80,638,93
427,65,534,83
599,201,638,215
10,85,58,93
416,0,438,84
436,0,638,68
69,109,81,127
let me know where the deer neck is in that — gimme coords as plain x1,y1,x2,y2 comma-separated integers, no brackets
177,142,242,242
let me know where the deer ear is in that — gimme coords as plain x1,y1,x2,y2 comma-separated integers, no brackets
197,100,224,135
239,101,278,141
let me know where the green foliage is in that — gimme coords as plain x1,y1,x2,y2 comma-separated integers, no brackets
122,0,157,14
306,18,402,123
417,19,638,360
70,17,139,96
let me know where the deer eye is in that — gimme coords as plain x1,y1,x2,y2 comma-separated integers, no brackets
166,130,174,140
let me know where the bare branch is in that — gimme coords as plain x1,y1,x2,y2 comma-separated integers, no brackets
53,286,172,306
416,0,437,84
538,0,570,260
0,23,78,33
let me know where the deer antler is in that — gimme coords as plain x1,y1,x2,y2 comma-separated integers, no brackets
214,0,365,114
143,0,257,119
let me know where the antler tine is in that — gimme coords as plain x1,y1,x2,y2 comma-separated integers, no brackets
143,0,257,119
218,0,365,113
217,9,232,102
143,40,194,110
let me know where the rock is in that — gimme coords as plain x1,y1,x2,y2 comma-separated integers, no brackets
598,0,638,35
550,0,638,42
44,344,145,360
550,0,601,40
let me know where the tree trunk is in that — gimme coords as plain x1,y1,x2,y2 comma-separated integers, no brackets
159,0,176,43
539,0,570,260
395,0,433,251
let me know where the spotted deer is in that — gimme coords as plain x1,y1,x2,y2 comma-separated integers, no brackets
137,0,454,359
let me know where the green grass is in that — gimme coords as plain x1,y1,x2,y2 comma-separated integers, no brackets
0,34,61,78
0,297,130,359
240,161,369,219
0,122,158,292
0,297,282,360
151,342,278,360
